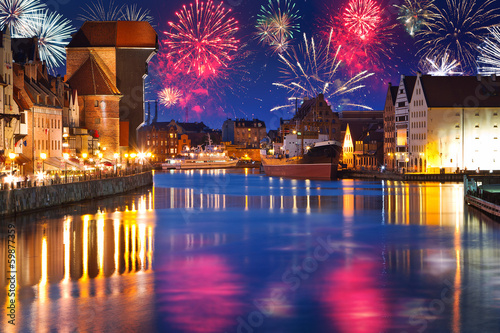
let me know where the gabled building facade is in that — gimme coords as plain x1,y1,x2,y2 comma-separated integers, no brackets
383,83,398,171
0,30,27,173
407,73,500,173
394,75,417,172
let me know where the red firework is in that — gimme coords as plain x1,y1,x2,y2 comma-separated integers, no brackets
163,0,240,79
319,0,396,73
343,0,382,40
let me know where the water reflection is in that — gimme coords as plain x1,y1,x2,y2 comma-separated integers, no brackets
0,172,499,332
0,192,156,332
157,255,244,333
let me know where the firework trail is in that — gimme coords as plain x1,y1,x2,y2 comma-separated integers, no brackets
273,31,374,111
0,0,45,36
320,0,396,73
424,53,463,76
120,4,154,24
163,0,239,79
158,87,182,107
256,0,300,54
478,26,500,75
394,0,438,37
78,0,123,21
416,0,500,74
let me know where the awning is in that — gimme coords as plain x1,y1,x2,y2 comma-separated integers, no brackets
14,153,31,165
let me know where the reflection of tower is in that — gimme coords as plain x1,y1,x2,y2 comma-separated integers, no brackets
185,107,189,123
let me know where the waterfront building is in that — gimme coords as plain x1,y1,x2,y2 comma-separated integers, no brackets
65,21,158,157
0,30,27,174
341,122,384,170
222,118,266,148
383,84,399,171
340,111,384,170
12,38,63,174
137,120,210,162
407,73,500,172
394,75,417,172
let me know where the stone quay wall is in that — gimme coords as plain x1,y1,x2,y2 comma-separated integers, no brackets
0,171,153,217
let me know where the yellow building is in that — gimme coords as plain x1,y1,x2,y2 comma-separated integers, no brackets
408,73,500,173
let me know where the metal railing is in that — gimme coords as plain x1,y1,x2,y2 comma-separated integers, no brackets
0,166,152,191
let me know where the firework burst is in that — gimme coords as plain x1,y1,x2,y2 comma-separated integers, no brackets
120,4,154,24
163,0,239,79
394,0,438,37
477,26,500,75
320,0,396,73
0,0,45,36
28,10,76,69
274,31,374,110
416,0,500,74
342,0,381,40
256,0,300,54
158,86,182,107
78,0,123,21
424,53,463,76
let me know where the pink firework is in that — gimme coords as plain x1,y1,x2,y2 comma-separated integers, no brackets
318,0,396,73
163,0,239,79
343,0,382,40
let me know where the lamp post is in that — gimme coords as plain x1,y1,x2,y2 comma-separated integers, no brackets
113,153,119,176
98,152,103,178
9,152,16,189
82,153,88,180
63,153,69,183
40,152,46,185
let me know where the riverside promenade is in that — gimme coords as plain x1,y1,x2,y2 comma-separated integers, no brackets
340,170,500,182
0,170,153,217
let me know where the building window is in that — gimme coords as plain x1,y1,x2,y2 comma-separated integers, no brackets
95,118,100,124
94,100,98,107
170,133,174,138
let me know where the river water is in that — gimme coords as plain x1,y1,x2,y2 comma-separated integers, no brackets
1,169,500,333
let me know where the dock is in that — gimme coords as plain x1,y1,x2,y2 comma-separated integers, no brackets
464,176,500,219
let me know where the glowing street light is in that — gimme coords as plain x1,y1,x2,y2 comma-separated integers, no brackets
40,152,47,173
63,153,69,183
114,153,119,176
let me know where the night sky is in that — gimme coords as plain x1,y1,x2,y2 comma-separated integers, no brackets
52,0,500,129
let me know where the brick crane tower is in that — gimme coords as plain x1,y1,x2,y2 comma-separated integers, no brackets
65,21,158,159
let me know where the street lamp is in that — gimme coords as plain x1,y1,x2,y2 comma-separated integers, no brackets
82,153,88,180
40,152,47,185
114,153,119,176
8,152,16,189
40,152,46,173
98,152,103,178
63,153,69,183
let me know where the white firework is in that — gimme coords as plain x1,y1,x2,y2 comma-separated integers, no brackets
120,4,153,25
78,0,123,22
478,26,500,75
29,10,75,70
158,87,182,107
0,0,46,36
426,53,463,76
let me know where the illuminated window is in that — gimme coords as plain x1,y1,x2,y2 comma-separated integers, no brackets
169,133,173,138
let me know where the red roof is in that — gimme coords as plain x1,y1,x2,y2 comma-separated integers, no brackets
67,54,121,96
67,21,157,49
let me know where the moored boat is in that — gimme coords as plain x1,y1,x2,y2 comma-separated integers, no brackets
261,140,342,180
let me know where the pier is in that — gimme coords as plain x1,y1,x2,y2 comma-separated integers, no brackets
0,171,153,217
464,175,500,219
